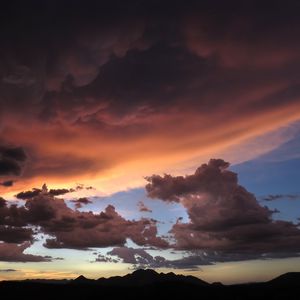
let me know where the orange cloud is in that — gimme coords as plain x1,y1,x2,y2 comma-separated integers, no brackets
1,0,300,197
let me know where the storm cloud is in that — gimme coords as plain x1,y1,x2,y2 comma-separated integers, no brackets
0,146,26,176
0,0,299,192
1,0,300,273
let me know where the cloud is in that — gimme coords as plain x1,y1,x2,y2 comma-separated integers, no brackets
0,197,28,227
0,1,300,193
0,146,27,176
184,1,300,68
0,242,52,262
0,226,33,244
0,184,168,254
27,193,168,249
71,197,93,209
104,247,213,269
262,194,300,201
137,201,152,213
146,159,233,202
15,189,42,200
16,187,73,200
102,246,300,270
0,185,168,250
0,269,17,272
0,180,14,187
146,159,300,258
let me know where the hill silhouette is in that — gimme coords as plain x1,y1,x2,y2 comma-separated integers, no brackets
94,269,208,287
0,270,299,300
268,272,300,286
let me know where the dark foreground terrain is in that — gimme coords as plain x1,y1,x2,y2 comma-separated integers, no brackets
1,269,299,300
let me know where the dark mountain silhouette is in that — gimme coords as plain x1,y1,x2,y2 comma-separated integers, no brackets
0,270,300,300
268,272,300,286
95,269,208,287
69,269,208,287
72,275,93,284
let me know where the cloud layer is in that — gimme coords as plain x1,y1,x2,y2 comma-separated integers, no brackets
0,185,168,261
1,0,300,193
1,0,300,273
1,158,300,267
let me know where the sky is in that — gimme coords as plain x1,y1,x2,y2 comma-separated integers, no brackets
0,0,300,284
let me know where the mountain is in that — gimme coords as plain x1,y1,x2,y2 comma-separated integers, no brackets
268,272,300,286
1,271,300,300
88,269,208,287
72,275,94,284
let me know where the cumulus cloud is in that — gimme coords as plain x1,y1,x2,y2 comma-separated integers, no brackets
26,192,168,249
0,185,168,252
146,159,300,258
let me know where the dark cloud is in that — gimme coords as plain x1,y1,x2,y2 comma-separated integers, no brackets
1,185,168,250
105,247,213,270
49,188,72,196
0,197,28,227
0,226,33,244
184,0,300,69
0,242,52,262
71,197,93,209
0,1,299,183
0,196,35,246
146,159,234,202
107,247,155,265
0,0,300,265
0,180,14,187
146,159,300,258
0,269,17,272
95,253,119,263
16,186,72,200
262,194,300,201
0,146,27,176
101,246,300,270
0,187,168,259
15,189,41,200
0,147,26,162
41,199,168,249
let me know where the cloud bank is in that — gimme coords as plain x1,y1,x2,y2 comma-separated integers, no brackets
1,0,300,193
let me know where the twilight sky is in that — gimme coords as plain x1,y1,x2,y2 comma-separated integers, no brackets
0,0,300,284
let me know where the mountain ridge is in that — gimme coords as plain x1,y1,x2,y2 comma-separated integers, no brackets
2,270,300,286
70,268,208,287
0,270,299,300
